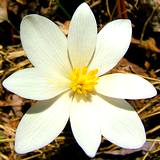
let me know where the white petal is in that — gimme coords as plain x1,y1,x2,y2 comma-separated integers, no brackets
89,19,132,76
20,14,71,77
94,95,146,149
70,95,101,157
3,68,70,100
68,3,97,68
15,92,70,154
96,73,157,99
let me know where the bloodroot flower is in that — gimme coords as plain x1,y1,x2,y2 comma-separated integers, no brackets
3,3,157,158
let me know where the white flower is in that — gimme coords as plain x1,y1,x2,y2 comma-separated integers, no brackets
3,3,157,158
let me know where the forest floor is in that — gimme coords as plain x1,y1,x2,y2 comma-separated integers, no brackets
0,0,160,159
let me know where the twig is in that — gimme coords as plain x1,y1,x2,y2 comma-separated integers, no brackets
147,138,160,142
0,138,14,143
106,0,111,20
55,0,71,19
0,152,9,160
21,153,42,160
140,6,159,42
142,140,157,160
146,125,160,134
90,0,101,8
138,97,159,114
142,111,160,120
111,1,122,20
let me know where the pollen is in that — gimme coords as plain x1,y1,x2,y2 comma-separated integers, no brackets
70,66,99,94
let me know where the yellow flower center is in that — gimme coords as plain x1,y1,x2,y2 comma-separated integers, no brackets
70,66,99,95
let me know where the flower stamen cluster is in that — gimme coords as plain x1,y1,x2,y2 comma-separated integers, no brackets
70,67,99,94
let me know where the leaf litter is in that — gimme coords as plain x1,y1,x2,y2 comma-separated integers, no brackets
0,0,160,159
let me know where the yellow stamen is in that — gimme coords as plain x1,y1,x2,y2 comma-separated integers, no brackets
70,66,99,94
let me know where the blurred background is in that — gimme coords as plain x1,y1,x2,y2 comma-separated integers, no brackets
0,0,160,159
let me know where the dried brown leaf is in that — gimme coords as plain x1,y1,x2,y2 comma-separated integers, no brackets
113,58,148,76
132,37,160,53
0,0,8,23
